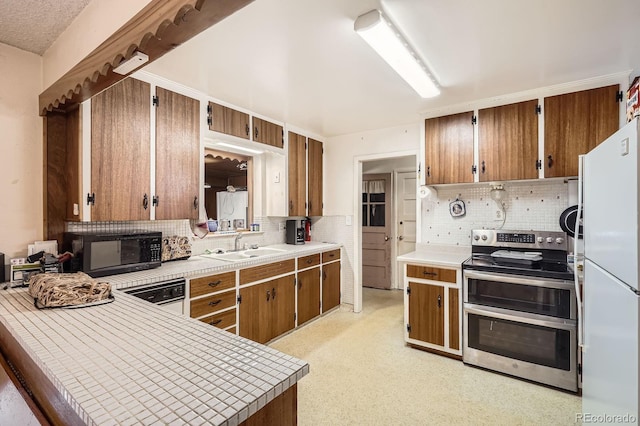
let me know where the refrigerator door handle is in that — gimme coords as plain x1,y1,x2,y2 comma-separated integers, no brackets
575,154,585,349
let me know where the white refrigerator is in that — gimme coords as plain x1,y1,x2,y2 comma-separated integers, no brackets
582,117,640,423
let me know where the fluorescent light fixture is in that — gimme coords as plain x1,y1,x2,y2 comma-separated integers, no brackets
113,51,149,75
216,142,263,155
354,9,440,98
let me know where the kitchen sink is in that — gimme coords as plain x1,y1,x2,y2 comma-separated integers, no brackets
242,248,287,257
202,252,248,262
201,247,287,262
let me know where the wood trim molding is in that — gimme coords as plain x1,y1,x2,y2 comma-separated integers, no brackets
39,0,254,115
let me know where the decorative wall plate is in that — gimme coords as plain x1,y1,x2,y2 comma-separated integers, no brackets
449,199,466,217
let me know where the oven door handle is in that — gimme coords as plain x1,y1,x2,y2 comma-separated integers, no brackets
464,304,577,330
463,270,574,290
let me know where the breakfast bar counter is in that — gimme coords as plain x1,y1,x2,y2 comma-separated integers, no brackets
0,287,308,425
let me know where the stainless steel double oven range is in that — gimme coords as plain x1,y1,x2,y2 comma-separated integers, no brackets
462,230,577,392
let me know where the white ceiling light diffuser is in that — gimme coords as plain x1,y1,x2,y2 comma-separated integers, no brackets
354,9,440,98
113,51,149,75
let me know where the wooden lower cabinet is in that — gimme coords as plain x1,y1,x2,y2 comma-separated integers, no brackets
239,275,295,344
404,263,461,358
407,282,445,346
240,384,297,426
297,267,321,325
322,261,340,313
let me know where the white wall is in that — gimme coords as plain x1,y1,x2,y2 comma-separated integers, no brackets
325,124,420,215
42,0,153,87
0,43,43,260
324,123,420,307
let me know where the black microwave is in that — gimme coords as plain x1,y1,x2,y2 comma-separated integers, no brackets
63,231,162,278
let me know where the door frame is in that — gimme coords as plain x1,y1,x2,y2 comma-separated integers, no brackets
352,150,419,313
393,168,417,290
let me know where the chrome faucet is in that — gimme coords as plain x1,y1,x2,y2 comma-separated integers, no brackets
234,233,243,251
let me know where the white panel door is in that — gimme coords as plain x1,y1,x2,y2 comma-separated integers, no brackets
583,260,639,421
583,119,639,290
396,171,416,287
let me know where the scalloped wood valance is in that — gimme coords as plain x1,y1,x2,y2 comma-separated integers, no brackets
39,0,253,115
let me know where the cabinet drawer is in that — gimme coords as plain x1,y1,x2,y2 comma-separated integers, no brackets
200,309,236,329
297,254,320,269
190,271,235,298
190,290,236,318
239,259,295,285
322,249,340,263
406,265,456,283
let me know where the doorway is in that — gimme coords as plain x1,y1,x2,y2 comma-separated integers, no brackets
362,173,392,289
358,155,417,304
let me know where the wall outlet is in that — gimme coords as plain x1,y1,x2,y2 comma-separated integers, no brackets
494,209,504,221
278,222,285,231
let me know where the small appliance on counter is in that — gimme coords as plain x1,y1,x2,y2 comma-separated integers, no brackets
286,219,306,245
63,231,162,277
161,236,191,262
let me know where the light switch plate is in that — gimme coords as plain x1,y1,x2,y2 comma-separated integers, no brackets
345,215,352,226
621,138,629,156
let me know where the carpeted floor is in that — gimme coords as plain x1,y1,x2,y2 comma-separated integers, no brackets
270,287,582,425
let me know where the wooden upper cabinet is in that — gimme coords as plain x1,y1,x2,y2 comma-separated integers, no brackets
424,111,475,184
478,100,539,181
91,78,151,221
544,85,620,178
307,138,323,216
208,101,250,140
288,132,307,216
253,117,284,148
155,87,200,220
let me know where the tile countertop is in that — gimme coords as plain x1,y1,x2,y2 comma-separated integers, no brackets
0,288,309,426
106,242,341,290
396,244,472,268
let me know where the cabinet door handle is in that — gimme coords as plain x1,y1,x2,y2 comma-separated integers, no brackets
437,295,442,308
423,271,437,276
208,280,222,287
245,124,250,136
254,126,259,139
308,201,312,212
427,166,431,178
272,288,276,299
306,258,313,264
266,290,270,301
210,319,222,325
193,196,198,210
547,154,553,168
152,195,159,207
481,161,486,174
289,200,293,212
209,299,222,306
298,279,302,289
323,271,327,280
143,193,149,210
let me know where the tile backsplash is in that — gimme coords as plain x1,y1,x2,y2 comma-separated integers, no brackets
66,216,287,254
421,180,571,246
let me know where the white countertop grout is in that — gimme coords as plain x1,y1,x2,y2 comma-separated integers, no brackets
0,288,309,425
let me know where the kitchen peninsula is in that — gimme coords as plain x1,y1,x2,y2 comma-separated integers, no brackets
0,242,348,425
0,287,307,425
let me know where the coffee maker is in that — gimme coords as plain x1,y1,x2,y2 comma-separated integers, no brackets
286,219,306,245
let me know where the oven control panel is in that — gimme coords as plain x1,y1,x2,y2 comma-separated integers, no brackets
471,229,567,250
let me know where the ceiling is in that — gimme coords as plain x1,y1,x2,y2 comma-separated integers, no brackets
4,0,640,137
0,0,91,55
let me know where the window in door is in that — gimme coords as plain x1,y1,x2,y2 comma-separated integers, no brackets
362,179,386,227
